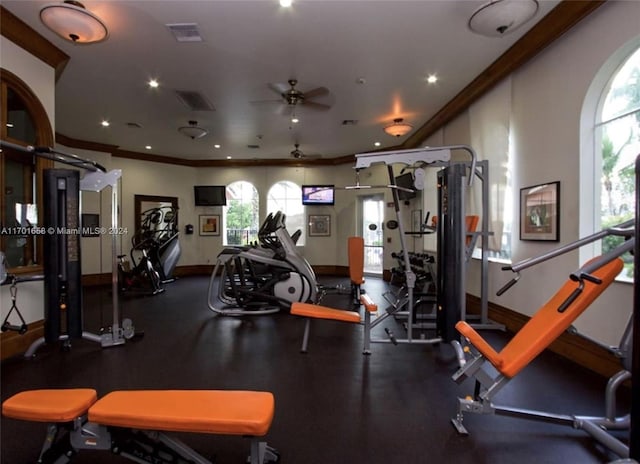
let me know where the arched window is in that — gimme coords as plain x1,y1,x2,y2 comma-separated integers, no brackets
1,69,54,272
581,44,640,281
223,181,259,246
267,181,304,246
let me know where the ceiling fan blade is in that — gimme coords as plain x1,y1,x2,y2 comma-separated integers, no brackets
250,98,283,106
268,82,290,96
303,86,329,99
301,100,331,110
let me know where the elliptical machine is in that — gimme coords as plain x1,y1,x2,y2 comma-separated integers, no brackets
207,211,318,316
118,206,181,295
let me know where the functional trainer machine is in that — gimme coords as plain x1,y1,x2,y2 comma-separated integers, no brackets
0,141,135,356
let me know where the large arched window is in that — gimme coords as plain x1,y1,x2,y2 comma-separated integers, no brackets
1,69,54,272
267,181,304,246
223,181,259,246
581,44,640,281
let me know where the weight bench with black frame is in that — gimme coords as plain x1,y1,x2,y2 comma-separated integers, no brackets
2,388,279,464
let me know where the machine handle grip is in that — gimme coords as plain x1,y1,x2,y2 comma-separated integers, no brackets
496,274,520,296
557,280,585,313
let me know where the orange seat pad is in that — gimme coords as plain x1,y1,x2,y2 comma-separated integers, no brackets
291,302,361,323
88,390,274,436
2,389,98,423
348,236,365,285
359,294,378,313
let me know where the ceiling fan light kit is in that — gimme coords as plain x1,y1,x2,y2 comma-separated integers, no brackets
40,0,108,44
468,0,538,37
178,120,208,140
384,118,413,137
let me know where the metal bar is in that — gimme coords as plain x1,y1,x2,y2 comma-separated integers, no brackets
0,140,106,172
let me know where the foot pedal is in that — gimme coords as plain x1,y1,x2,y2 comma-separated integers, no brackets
384,328,398,345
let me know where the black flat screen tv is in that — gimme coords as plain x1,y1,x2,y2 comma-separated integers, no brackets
395,172,416,201
302,185,335,206
194,185,227,206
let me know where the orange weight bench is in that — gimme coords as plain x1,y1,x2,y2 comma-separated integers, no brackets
450,255,631,458
2,388,279,464
348,236,365,305
291,293,378,354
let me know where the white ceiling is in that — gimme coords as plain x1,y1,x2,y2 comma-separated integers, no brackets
3,0,560,162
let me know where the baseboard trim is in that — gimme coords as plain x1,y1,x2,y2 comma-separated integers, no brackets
1,320,44,361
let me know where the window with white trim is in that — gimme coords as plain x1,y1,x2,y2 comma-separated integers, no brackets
223,181,259,246
267,181,305,246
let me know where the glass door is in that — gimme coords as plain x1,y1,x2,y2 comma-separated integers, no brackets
361,196,384,275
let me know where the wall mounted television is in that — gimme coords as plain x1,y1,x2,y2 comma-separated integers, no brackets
302,185,335,206
395,172,417,201
194,185,227,206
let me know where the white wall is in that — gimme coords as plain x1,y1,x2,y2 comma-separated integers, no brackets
463,0,639,346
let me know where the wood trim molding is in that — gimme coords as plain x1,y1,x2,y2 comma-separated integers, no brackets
0,6,70,80
0,320,44,361
402,0,607,149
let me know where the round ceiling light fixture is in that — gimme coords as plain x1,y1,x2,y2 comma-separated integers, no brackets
384,118,413,138
178,120,208,140
468,0,538,38
40,1,108,44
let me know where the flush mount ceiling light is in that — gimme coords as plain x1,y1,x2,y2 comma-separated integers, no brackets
469,0,538,37
178,120,208,140
384,118,413,137
40,1,108,44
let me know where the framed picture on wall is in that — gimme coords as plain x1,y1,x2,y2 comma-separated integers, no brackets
520,181,560,241
199,214,220,236
308,214,331,237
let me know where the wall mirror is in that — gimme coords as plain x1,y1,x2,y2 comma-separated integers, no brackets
134,194,179,239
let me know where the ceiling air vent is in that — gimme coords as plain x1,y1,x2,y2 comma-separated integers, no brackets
247,144,260,149
126,122,142,129
175,90,215,112
342,119,358,126
166,23,203,42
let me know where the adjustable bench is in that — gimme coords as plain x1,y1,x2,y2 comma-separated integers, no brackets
450,255,630,458
2,388,278,464
291,293,378,353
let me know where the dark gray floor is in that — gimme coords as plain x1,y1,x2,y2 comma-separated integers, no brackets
0,275,630,463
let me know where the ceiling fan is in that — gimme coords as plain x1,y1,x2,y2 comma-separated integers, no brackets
254,79,331,112
290,143,321,159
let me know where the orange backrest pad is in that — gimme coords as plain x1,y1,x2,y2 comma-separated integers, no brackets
88,390,274,436
348,236,365,285
2,389,98,423
458,256,623,379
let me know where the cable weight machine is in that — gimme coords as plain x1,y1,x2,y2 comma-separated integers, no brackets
0,141,135,356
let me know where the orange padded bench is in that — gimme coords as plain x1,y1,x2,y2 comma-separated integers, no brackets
291,294,378,353
348,236,365,304
2,388,278,464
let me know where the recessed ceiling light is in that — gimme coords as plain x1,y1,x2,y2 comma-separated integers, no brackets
280,0,292,7
426,74,438,84
145,145,152,150
148,79,159,88
226,156,232,160
101,120,110,127
291,117,299,124
374,142,381,147
214,144,221,149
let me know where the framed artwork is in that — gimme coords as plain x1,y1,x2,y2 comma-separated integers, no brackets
199,214,220,236
520,181,560,241
412,209,422,233
308,214,331,237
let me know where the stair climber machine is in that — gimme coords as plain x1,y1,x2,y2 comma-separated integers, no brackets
207,211,318,316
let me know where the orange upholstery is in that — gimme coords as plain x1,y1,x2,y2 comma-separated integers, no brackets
291,302,361,323
2,389,97,423
359,294,378,313
348,236,365,285
88,390,274,436
457,257,623,378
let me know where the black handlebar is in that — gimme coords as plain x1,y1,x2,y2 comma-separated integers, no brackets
496,274,520,296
